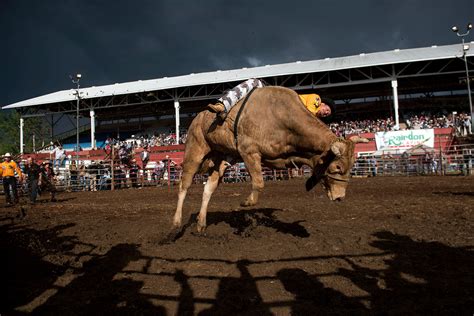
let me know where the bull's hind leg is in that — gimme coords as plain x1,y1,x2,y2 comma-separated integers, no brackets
240,152,264,207
196,159,228,233
173,149,209,229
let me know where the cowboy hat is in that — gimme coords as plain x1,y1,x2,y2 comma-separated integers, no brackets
3,153,12,158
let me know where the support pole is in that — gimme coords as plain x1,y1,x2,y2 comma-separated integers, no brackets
111,146,115,191
90,109,96,149
50,114,54,143
20,117,24,155
391,79,400,130
174,100,180,145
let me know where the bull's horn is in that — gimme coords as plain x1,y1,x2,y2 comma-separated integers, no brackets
349,136,369,143
331,141,346,157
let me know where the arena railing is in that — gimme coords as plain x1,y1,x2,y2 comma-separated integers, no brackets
351,143,474,177
2,144,473,198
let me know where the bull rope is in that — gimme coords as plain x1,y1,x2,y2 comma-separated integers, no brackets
233,88,257,148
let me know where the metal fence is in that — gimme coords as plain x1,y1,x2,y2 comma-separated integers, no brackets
1,144,473,197
352,144,474,177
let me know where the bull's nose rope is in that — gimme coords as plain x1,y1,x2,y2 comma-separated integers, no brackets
325,173,349,182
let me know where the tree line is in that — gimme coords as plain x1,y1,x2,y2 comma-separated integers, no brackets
0,110,51,155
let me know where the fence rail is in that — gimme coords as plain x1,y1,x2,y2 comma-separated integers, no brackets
1,145,473,196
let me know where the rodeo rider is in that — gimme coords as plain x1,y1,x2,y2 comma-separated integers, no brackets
208,78,335,120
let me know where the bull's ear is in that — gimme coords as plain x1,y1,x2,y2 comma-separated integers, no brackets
349,136,369,143
330,141,346,157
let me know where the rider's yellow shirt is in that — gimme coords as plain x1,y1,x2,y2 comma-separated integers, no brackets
299,94,322,116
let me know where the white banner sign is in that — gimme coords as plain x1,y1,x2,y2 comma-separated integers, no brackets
375,129,435,151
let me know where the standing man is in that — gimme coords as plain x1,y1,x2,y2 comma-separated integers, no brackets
24,157,42,204
40,161,57,202
129,159,139,188
0,153,23,205
140,146,150,170
52,144,66,171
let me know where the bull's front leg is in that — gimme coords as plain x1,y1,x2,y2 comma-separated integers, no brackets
196,159,228,233
240,152,264,207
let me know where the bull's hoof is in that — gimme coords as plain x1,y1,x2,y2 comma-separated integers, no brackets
240,199,256,207
159,227,183,244
172,219,182,228
197,223,207,234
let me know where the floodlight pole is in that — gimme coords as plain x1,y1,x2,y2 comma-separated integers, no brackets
71,75,81,163
453,24,473,132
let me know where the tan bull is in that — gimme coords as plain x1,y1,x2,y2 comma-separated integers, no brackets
172,86,367,233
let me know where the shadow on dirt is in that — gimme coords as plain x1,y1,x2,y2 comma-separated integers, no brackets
34,243,166,315
0,222,75,312
207,208,310,238
160,208,310,244
2,222,473,314
432,191,474,196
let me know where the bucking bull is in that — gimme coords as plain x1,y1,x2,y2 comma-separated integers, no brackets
172,86,367,233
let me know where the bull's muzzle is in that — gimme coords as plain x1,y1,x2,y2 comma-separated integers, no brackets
323,173,349,201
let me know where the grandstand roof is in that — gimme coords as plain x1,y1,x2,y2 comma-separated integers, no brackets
3,42,474,110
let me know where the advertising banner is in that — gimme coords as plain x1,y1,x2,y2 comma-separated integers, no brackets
375,129,435,151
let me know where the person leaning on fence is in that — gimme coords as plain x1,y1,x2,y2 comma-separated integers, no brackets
24,157,42,204
40,161,57,202
0,153,23,205
140,146,150,170
129,159,139,188
69,160,79,191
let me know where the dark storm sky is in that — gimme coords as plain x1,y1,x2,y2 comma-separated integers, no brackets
1,0,473,106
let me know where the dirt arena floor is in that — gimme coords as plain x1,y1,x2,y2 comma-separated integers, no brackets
1,176,473,315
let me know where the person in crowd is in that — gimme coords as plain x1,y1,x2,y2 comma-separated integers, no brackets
463,115,472,135
40,161,57,202
69,160,78,191
114,165,126,189
24,157,42,204
0,153,23,205
369,156,378,177
129,159,139,188
140,146,150,170
78,161,90,191
118,144,131,166
152,160,165,185
98,166,111,190
52,144,66,170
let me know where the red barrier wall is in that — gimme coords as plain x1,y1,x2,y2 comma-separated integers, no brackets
24,129,455,164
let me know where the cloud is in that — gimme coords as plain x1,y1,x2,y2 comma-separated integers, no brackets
0,0,473,106
246,56,263,67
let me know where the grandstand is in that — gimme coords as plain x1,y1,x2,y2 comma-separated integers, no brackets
2,42,473,162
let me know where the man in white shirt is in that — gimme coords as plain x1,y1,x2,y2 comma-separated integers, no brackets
53,145,66,170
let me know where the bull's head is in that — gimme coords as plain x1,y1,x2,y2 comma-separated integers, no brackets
306,136,368,201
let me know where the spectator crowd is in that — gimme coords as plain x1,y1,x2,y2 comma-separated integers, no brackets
329,112,471,136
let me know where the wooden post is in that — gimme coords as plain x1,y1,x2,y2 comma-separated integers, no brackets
166,155,171,190
111,147,115,190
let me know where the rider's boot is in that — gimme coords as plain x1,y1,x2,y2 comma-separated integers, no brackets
207,102,225,113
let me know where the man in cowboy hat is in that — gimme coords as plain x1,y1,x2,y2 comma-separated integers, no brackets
0,153,23,205
39,161,57,202
24,157,42,204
